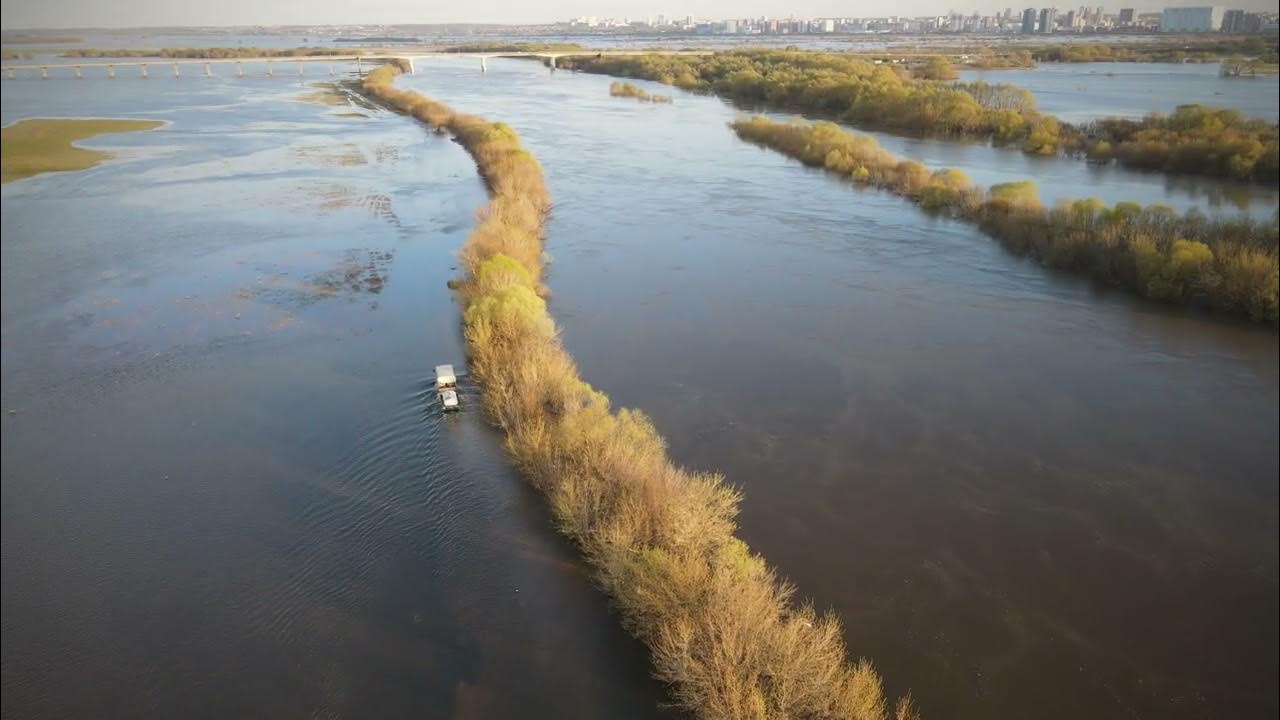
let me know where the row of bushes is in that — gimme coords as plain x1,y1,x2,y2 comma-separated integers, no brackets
731,116,1279,324
1079,105,1280,181
57,47,356,59
1028,36,1279,64
360,62,917,720
556,50,1280,183
609,81,673,103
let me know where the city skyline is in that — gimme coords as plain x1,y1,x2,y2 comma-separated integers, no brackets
5,0,1280,30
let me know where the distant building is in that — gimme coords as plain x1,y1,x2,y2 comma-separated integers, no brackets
1160,6,1225,32
1065,10,1077,28
1039,7,1057,32
1118,7,1135,24
1221,8,1246,31
1022,7,1038,32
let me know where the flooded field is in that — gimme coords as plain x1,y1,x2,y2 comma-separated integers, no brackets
2,54,1277,720
0,70,665,718
400,58,1278,719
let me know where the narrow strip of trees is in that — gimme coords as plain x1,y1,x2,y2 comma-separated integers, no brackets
360,62,919,720
557,50,1280,184
732,116,1278,324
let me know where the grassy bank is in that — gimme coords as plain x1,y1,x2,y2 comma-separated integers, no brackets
731,116,1278,325
609,81,673,103
556,51,1280,184
1,118,164,184
360,62,917,720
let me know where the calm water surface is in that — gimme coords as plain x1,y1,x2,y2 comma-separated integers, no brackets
959,61,1280,123
1,71,666,718
402,58,1279,720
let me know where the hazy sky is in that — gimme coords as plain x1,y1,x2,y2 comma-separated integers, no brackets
3,0,1277,29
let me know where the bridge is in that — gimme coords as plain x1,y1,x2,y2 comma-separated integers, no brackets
0,49,716,80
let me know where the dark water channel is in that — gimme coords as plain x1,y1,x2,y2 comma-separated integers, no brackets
401,58,1279,719
1,71,665,718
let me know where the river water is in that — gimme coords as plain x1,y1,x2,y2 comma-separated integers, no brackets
399,58,1279,719
0,69,666,718
2,57,1276,720
959,61,1280,123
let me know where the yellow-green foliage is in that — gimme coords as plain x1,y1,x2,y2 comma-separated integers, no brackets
609,81,674,103
1,118,165,183
911,56,958,80
1085,104,1280,182
361,62,918,720
732,115,1279,324
561,51,1279,184
987,180,1042,211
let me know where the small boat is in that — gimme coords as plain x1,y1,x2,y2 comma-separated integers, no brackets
436,364,460,412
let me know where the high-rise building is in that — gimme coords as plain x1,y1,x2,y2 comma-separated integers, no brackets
1022,7,1038,32
1065,10,1077,28
1221,8,1246,31
1118,7,1135,24
1160,6,1225,31
1039,7,1057,32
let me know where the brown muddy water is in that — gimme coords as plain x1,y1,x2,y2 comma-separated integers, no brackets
400,58,1279,719
1,72,667,718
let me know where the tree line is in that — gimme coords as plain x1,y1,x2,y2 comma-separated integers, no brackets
557,50,1280,184
732,116,1278,324
359,61,919,720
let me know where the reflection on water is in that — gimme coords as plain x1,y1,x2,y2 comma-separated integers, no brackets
1,71,666,718
402,58,1278,720
725,99,1279,218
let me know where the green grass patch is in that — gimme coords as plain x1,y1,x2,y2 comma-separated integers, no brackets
2,118,165,184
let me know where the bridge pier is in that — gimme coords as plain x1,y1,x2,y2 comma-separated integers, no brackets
40,66,48,79
204,62,212,77
328,65,334,76
407,57,415,75
74,65,82,79
297,61,304,76
172,63,180,78
141,64,148,78
267,61,273,77
480,57,487,73
236,61,243,78
549,55,557,71
108,64,115,78
356,56,362,77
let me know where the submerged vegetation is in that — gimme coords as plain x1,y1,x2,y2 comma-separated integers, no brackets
1,118,165,184
360,62,917,720
609,81,673,103
558,50,1280,183
57,47,356,59
732,116,1279,324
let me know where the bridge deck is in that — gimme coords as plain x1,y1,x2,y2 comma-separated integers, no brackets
1,49,717,71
